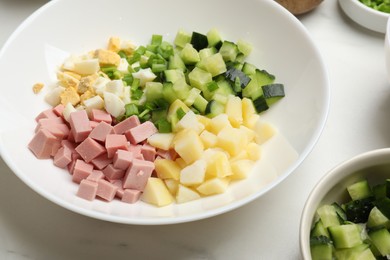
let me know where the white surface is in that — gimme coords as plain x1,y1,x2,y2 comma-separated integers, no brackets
339,0,390,33
0,0,388,259
0,0,329,225
300,148,390,259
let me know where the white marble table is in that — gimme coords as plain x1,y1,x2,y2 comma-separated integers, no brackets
0,0,389,259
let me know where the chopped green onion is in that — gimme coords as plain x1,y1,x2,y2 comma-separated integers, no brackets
206,81,219,92
155,118,172,133
151,34,163,45
176,107,186,120
125,103,139,117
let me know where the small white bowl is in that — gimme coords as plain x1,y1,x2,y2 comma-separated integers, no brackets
339,0,390,33
300,148,390,259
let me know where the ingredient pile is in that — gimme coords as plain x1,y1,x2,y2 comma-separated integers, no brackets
28,29,285,207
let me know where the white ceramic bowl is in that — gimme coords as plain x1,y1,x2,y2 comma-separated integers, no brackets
0,0,330,225
339,0,390,33
300,148,390,259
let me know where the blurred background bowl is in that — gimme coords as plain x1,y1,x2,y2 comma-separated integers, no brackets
275,0,324,15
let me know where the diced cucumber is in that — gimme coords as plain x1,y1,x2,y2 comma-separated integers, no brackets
162,82,178,104
328,224,363,249
168,53,187,71
344,197,374,223
172,78,191,100
242,74,262,100
164,69,185,83
347,179,373,201
262,84,285,106
174,29,192,48
192,95,208,114
368,227,390,256
219,41,239,62
317,204,341,228
183,88,202,107
334,244,375,260
311,219,330,238
386,179,390,198
207,28,222,49
373,183,387,200
202,53,227,77
236,39,253,57
332,202,347,223
180,43,200,65
225,66,251,89
191,31,208,51
188,67,212,92
256,69,275,87
252,96,269,113
241,62,257,76
374,197,390,219
367,206,390,228
199,47,217,60
205,100,224,118
310,236,333,260
145,82,164,102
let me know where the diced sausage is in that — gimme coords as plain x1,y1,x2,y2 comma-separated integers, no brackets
75,137,106,163
69,110,92,143
113,115,140,134
77,179,98,201
125,121,158,144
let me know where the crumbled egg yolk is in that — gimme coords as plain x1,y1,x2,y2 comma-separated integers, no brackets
32,82,44,94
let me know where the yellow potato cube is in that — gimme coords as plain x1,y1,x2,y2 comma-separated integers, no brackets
225,95,243,127
196,115,211,129
164,179,179,196
239,125,256,146
255,121,277,145
196,178,229,196
242,97,256,123
147,133,174,150
217,126,244,156
175,158,187,169
230,159,255,180
173,129,204,164
229,150,249,163
246,142,262,161
243,114,260,130
205,151,232,178
140,178,174,207
154,158,181,180
176,184,201,204
180,159,206,186
199,130,218,149
208,113,232,134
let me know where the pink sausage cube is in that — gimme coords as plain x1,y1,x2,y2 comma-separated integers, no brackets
72,159,93,183
125,121,158,144
123,159,155,191
35,108,59,122
89,120,99,129
89,121,114,143
75,137,106,163
105,134,128,158
91,153,112,170
77,179,98,201
69,110,92,143
111,179,124,198
87,170,105,182
113,115,140,134
122,189,141,204
140,144,156,162
113,150,133,170
102,164,125,180
53,104,65,117
28,129,59,159
96,179,118,201
90,109,112,124
53,145,72,168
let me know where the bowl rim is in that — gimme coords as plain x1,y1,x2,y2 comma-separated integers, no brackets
344,0,390,18
299,147,390,258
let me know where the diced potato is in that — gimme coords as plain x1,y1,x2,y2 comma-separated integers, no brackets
255,121,277,145
164,179,179,196
175,158,187,169
246,142,261,161
173,129,204,164
225,95,243,127
199,130,218,149
243,114,260,130
229,150,249,163
196,178,229,196
242,97,256,123
176,184,201,204
140,178,174,207
217,126,244,156
167,99,191,126
239,125,256,146
154,159,181,180
174,110,205,134
205,151,232,178
208,113,232,134
180,159,206,186
196,114,211,129
147,133,175,150
230,159,255,180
